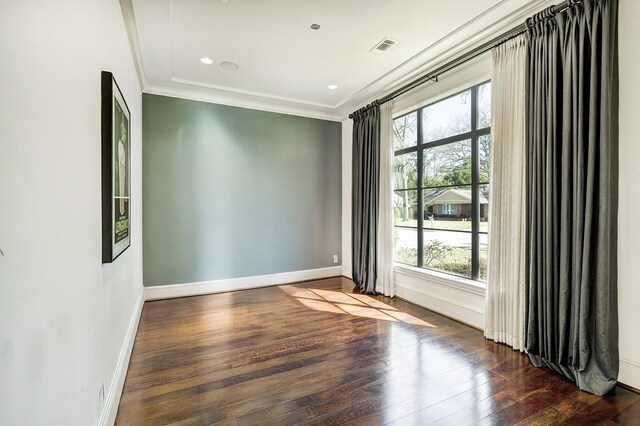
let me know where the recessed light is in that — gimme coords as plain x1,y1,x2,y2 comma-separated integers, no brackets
220,61,239,70
200,57,214,65
311,24,321,30
328,84,338,90
219,0,229,3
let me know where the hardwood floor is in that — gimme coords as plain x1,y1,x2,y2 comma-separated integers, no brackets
116,277,640,425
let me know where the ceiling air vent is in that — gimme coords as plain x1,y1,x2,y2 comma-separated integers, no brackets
369,37,398,55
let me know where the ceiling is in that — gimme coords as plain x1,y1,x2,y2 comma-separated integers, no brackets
126,0,552,120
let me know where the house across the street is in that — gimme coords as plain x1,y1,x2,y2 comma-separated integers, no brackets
424,188,489,221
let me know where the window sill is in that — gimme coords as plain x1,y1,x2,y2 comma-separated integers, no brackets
393,263,486,296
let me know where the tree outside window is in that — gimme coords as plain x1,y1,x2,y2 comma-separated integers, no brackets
393,82,491,281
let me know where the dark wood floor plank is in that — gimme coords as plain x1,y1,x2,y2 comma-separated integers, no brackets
559,387,640,425
432,389,517,425
115,277,640,425
173,365,379,425
234,396,313,426
612,400,640,425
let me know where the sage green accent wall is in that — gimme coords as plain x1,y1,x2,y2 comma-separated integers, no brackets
142,94,342,286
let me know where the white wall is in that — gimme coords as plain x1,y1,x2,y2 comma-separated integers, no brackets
341,119,353,279
617,0,640,390
0,1,144,424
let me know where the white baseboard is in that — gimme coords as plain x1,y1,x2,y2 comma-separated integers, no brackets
620,357,640,391
144,266,343,301
341,265,352,279
395,282,485,330
100,287,145,426
394,268,486,330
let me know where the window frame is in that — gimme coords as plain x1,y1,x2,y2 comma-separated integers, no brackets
393,81,491,281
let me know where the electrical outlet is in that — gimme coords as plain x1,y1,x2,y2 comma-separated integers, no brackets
333,255,339,264
98,383,105,416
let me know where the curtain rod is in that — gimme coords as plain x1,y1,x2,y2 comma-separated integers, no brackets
348,0,583,119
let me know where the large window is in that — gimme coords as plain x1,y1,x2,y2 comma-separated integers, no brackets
393,82,491,281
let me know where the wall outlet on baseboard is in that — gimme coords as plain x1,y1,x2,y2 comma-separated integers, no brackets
333,255,339,264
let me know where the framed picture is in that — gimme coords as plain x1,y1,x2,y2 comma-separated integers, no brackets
101,71,131,263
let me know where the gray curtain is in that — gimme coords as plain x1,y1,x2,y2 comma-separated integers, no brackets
352,105,380,294
525,0,619,396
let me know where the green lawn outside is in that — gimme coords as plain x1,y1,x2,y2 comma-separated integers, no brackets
395,219,489,232
395,246,488,281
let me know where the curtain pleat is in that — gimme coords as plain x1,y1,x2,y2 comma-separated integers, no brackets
376,102,395,297
525,0,619,396
485,36,528,351
352,106,380,294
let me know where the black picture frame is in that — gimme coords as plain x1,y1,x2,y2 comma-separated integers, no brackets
101,71,131,263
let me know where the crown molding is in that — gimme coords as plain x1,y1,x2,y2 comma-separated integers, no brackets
121,0,555,123
119,0,147,90
170,78,336,110
143,83,342,121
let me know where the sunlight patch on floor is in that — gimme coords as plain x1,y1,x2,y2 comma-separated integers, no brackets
279,286,436,327
308,288,368,306
297,298,346,314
